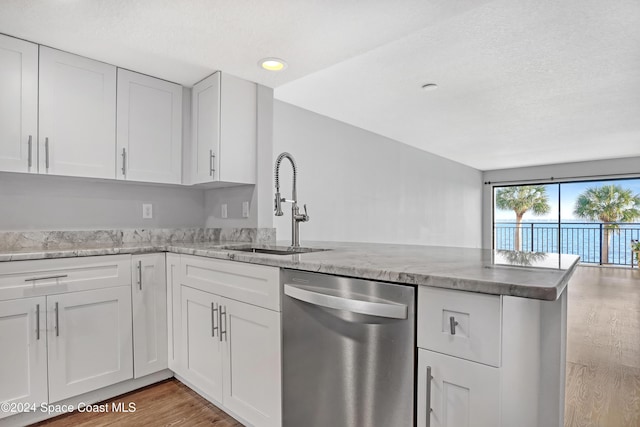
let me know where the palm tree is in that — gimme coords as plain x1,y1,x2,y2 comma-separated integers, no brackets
496,250,548,266
495,186,551,251
574,185,640,263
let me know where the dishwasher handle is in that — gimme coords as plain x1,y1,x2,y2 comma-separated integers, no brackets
284,284,407,319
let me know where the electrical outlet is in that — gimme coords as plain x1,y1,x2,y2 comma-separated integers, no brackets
142,204,153,219
242,201,249,218
221,204,228,219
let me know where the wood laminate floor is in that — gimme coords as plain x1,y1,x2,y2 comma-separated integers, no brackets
31,265,640,427
565,265,640,427
33,379,243,427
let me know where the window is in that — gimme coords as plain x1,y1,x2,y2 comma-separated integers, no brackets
493,179,640,265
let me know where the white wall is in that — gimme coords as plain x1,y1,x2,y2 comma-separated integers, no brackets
256,85,275,229
0,83,274,234
204,184,257,228
273,101,483,247
0,172,205,230
481,156,640,248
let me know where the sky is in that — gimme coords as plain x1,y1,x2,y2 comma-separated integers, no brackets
494,178,640,222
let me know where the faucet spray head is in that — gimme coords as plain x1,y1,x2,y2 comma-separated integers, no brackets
274,192,284,216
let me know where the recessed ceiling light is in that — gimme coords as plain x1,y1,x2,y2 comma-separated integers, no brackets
259,58,287,71
421,83,438,91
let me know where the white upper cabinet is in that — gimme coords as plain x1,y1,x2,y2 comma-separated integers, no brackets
0,35,38,174
38,46,116,179
191,72,256,185
117,69,182,184
191,72,220,184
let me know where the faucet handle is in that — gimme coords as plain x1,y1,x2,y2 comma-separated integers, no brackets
302,204,310,222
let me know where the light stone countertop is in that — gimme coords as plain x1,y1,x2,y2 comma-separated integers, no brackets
0,241,580,301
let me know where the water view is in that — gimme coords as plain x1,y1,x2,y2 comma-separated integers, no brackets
493,179,640,266
494,221,640,265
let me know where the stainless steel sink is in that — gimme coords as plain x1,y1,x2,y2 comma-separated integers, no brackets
223,245,329,256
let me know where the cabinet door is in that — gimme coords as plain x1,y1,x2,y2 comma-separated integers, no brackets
0,297,47,417
166,253,181,372
132,254,167,378
417,349,499,427
222,297,281,427
47,286,133,403
191,72,220,185
117,69,182,184
179,285,223,403
39,47,116,179
218,73,256,184
0,35,38,174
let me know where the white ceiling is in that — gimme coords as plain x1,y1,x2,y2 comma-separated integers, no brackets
2,0,639,171
0,0,486,87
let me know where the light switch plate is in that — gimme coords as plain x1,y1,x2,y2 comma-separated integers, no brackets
242,201,249,218
142,204,153,219
221,204,228,218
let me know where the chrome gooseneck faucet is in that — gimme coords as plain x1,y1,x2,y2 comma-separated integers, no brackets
274,152,309,248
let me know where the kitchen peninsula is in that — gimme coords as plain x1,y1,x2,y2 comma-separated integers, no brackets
0,230,578,427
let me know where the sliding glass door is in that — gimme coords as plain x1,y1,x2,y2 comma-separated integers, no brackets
493,184,559,253
493,178,640,266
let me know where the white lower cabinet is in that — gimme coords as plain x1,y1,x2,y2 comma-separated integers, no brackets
222,297,281,427
417,287,569,427
179,285,224,403
0,297,48,419
0,255,134,420
166,253,181,372
47,286,133,403
0,253,283,426
177,286,281,427
173,255,282,427
417,349,499,427
132,253,168,378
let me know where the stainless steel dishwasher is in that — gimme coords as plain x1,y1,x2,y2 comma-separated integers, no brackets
282,269,415,427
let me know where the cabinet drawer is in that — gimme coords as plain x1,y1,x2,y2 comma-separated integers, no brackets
181,255,280,311
418,287,501,367
0,255,131,301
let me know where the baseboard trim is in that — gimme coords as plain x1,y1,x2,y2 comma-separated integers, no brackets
0,370,173,427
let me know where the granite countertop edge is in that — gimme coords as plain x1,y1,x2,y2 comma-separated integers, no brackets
0,242,580,301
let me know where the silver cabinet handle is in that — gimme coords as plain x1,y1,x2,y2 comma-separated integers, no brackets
28,135,33,168
36,304,40,340
449,316,459,335
45,137,50,171
209,150,215,176
211,303,219,338
55,302,59,337
284,284,408,319
426,366,433,427
137,260,142,290
25,274,68,282
121,148,127,176
219,305,227,342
